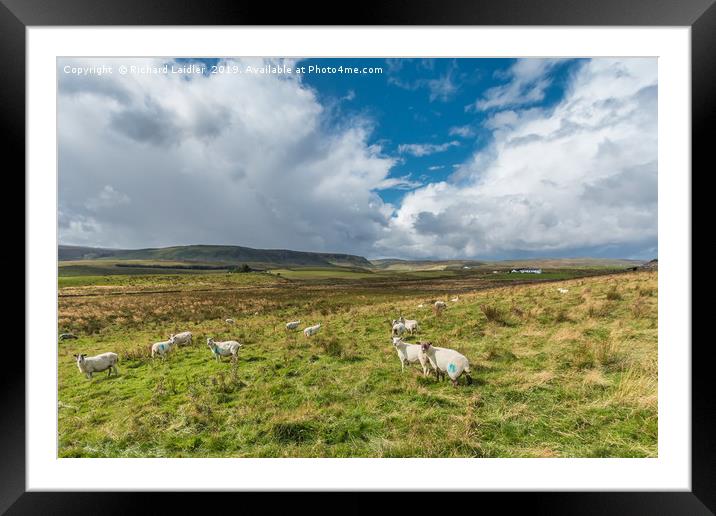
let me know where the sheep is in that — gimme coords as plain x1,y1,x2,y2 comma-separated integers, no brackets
303,323,321,337
59,333,78,340
391,321,407,337
434,301,447,314
557,288,569,294
207,337,242,362
392,337,430,376
225,318,236,324
170,331,192,346
419,341,472,387
450,296,460,302
417,304,424,308
74,352,119,379
151,336,176,359
286,320,301,330
400,317,419,335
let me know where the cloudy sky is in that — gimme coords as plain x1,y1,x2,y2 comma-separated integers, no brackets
58,57,657,260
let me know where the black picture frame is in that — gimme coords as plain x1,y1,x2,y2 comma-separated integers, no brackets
4,0,709,513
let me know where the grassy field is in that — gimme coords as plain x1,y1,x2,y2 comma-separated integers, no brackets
58,268,657,458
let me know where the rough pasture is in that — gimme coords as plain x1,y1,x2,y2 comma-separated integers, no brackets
58,270,657,458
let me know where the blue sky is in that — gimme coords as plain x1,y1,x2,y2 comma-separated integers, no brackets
298,58,582,206
58,57,657,260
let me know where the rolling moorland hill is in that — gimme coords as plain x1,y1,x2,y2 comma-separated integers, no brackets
58,244,373,269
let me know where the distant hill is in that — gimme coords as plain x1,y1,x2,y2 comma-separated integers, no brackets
371,257,644,271
58,244,373,268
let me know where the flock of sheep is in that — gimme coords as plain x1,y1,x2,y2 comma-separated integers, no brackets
71,299,474,386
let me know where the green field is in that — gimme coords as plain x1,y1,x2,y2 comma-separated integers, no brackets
58,266,657,458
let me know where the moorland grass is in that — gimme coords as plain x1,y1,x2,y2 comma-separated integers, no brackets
58,270,657,457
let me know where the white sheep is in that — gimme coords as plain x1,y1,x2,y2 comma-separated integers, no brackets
419,341,472,387
392,337,430,376
450,296,460,302
286,320,301,330
557,288,569,294
170,331,192,346
417,304,424,308
391,321,407,337
434,301,447,313
74,352,119,379
151,336,176,359
207,337,242,362
225,318,235,324
398,316,419,335
303,323,321,337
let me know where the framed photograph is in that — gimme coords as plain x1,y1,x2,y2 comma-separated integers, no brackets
6,0,709,512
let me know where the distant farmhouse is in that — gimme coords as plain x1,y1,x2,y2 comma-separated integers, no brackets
510,268,543,274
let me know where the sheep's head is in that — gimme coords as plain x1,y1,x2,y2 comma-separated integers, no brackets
420,341,433,352
206,338,214,347
73,353,87,363
392,337,402,346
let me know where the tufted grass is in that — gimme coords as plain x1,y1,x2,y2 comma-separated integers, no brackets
58,270,657,457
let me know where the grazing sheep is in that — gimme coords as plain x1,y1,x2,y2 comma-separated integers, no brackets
207,337,242,362
392,337,430,376
170,331,192,346
225,318,236,324
286,320,301,330
399,317,419,335
151,336,177,359
59,333,78,340
450,296,459,302
391,321,407,337
434,301,447,314
557,288,569,294
74,352,119,379
417,304,424,308
419,341,472,387
303,323,321,337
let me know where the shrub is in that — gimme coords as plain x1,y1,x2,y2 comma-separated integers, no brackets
481,305,510,326
631,298,648,319
316,336,344,358
606,288,622,301
554,310,572,323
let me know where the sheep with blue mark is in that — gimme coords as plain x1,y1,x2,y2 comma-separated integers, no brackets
419,341,473,387
151,335,176,359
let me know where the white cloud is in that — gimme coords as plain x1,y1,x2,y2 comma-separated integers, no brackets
375,175,422,190
397,141,460,157
388,62,459,103
85,185,131,211
448,125,475,138
378,58,658,259
59,57,396,254
467,59,561,111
